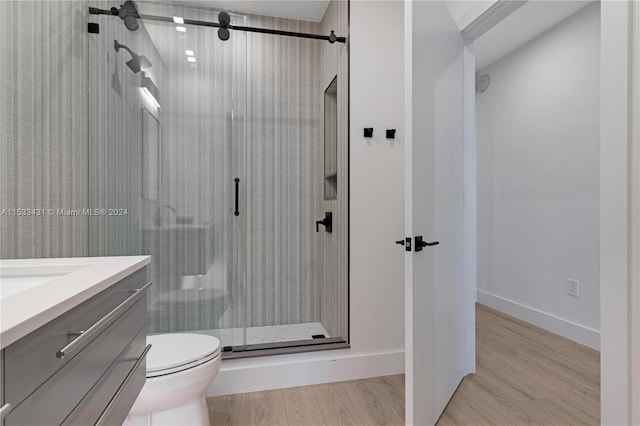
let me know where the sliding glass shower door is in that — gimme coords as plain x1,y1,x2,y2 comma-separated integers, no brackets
88,1,248,350
87,0,349,356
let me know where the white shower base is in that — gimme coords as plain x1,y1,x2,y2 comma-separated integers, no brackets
198,322,330,347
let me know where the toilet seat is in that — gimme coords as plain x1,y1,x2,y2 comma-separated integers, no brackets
145,333,221,378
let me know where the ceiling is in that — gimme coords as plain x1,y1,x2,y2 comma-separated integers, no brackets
144,0,330,22
445,1,497,31
139,0,595,73
474,0,595,70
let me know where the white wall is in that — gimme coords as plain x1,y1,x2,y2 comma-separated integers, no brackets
476,3,601,349
208,0,406,396
349,0,405,355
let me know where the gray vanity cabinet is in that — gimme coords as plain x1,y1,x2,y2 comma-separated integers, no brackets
0,267,150,426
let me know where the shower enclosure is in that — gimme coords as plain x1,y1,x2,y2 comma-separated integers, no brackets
87,1,349,356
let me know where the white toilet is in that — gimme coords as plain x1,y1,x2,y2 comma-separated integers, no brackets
124,333,222,426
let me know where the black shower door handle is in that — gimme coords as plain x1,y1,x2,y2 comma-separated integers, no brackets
234,178,240,216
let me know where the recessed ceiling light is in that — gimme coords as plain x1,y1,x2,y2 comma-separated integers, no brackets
185,50,195,56
176,26,186,33
187,57,196,63
173,16,184,24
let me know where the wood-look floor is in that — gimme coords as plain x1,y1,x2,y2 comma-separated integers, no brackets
207,375,405,426
206,304,600,425
438,304,600,425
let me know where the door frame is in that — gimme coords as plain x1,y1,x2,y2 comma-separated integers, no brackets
629,1,640,424
460,1,639,425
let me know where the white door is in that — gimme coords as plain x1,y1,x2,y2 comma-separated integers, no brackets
404,1,467,425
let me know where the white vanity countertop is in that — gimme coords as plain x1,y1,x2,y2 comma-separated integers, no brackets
0,256,150,349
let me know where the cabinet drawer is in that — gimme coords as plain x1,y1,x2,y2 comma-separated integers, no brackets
5,298,146,426
63,328,147,426
4,269,146,407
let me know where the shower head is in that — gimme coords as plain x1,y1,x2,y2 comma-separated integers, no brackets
114,40,151,74
111,0,140,32
126,55,152,73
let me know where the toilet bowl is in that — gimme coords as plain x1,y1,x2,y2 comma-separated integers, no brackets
123,333,221,426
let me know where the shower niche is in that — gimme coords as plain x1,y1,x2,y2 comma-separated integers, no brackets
324,76,338,200
87,0,349,358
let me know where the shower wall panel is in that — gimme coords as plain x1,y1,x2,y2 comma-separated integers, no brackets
243,14,323,328
0,1,88,259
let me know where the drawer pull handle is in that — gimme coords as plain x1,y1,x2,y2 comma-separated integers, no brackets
95,344,152,426
56,281,153,359
0,403,12,420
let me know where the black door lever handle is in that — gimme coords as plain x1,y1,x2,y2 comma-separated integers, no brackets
415,236,439,252
396,237,411,252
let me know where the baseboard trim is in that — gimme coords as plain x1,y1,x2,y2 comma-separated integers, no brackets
477,290,600,350
206,349,405,396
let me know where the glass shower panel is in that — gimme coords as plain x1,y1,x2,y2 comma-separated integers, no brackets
87,1,247,349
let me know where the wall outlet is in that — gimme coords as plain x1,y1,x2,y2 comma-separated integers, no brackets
567,279,579,297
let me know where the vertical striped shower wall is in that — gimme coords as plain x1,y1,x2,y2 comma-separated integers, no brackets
243,13,322,328
317,0,349,341
0,1,88,259
241,3,349,338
